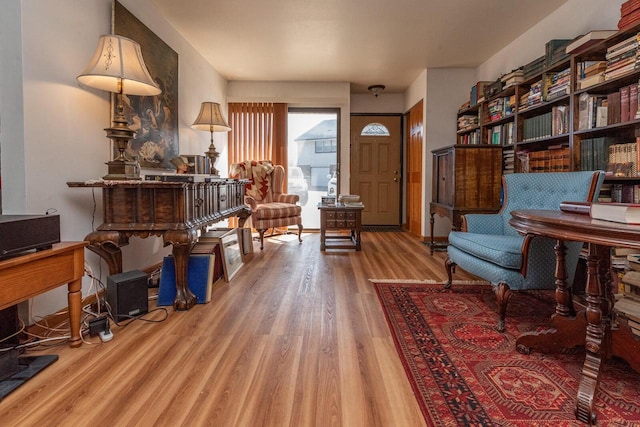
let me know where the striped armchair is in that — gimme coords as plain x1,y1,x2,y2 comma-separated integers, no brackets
229,160,303,250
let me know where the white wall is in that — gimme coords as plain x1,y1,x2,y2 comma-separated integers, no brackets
351,93,404,114
3,0,229,319
228,81,351,191
477,0,625,81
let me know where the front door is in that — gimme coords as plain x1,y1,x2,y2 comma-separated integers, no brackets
350,115,402,225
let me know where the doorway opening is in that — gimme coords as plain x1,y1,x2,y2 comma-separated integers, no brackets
288,108,339,229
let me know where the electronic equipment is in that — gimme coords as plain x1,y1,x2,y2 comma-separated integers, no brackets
0,215,60,259
106,270,149,321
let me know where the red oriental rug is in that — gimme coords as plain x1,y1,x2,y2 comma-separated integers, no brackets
372,280,640,426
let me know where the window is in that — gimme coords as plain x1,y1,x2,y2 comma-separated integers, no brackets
361,122,390,136
315,139,337,153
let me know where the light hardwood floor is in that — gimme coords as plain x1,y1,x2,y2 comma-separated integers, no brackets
0,231,477,427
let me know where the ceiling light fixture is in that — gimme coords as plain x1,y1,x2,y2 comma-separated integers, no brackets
368,84,386,97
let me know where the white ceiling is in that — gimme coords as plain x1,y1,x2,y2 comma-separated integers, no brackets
151,0,567,93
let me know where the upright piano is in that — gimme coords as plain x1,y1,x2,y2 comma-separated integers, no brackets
67,179,251,310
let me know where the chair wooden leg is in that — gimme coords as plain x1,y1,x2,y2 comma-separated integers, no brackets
297,224,303,243
494,282,513,332
258,229,266,250
444,256,456,289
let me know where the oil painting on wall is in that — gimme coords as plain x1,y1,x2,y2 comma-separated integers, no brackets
114,1,179,169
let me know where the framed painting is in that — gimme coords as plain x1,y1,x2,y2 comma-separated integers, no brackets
113,1,179,170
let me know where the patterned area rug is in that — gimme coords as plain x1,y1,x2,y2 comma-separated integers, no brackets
371,280,640,426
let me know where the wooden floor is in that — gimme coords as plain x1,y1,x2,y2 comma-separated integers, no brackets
0,231,477,427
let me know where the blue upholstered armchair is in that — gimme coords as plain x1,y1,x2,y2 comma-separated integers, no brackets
445,171,605,331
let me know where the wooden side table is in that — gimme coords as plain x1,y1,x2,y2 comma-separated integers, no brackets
318,204,364,251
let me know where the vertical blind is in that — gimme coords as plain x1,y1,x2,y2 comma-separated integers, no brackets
227,103,287,169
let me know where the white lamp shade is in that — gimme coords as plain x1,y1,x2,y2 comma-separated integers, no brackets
192,102,231,132
77,34,161,96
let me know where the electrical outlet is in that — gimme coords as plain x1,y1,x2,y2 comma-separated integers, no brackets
88,316,109,337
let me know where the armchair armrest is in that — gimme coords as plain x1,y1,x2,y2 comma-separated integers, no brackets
462,213,505,234
243,195,258,210
274,193,300,204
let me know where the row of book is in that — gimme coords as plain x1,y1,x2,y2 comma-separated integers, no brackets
486,122,514,146
579,137,615,172
521,146,570,173
598,183,640,203
607,141,638,177
458,129,481,145
500,69,524,88
521,106,569,142
486,96,515,122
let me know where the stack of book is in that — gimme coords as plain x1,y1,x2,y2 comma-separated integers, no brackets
619,0,640,30
502,148,515,174
520,80,543,110
543,68,571,101
500,69,524,88
577,61,607,89
457,114,479,131
615,267,640,337
604,33,640,81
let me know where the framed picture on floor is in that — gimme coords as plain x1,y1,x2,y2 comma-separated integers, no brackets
200,228,244,281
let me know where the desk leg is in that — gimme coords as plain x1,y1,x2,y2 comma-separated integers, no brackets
429,212,435,255
575,243,607,425
516,239,585,353
67,277,82,348
164,229,198,311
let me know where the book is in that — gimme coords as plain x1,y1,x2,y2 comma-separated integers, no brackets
590,202,640,224
565,30,618,53
157,254,215,306
614,296,640,323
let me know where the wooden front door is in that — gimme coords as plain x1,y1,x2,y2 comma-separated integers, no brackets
350,115,402,225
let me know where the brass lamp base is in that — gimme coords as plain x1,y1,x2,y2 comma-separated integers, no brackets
103,160,141,181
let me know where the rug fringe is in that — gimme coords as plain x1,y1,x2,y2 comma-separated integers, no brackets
369,279,488,285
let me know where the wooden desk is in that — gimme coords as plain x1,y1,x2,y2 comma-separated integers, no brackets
67,180,251,311
0,242,87,348
509,209,640,425
318,204,364,251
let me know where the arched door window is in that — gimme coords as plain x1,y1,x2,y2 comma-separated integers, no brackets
360,122,390,136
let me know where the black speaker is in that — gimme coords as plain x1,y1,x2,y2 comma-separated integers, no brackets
106,270,148,321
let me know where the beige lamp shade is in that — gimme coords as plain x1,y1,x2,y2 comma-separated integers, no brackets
77,34,161,96
191,102,231,132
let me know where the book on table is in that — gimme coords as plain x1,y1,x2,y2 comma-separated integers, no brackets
590,202,640,224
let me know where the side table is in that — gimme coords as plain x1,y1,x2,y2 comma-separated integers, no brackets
318,204,364,251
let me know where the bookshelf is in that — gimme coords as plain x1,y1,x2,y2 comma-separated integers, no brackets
455,23,640,196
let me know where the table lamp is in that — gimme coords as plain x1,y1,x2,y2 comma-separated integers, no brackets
191,102,231,176
77,34,161,180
